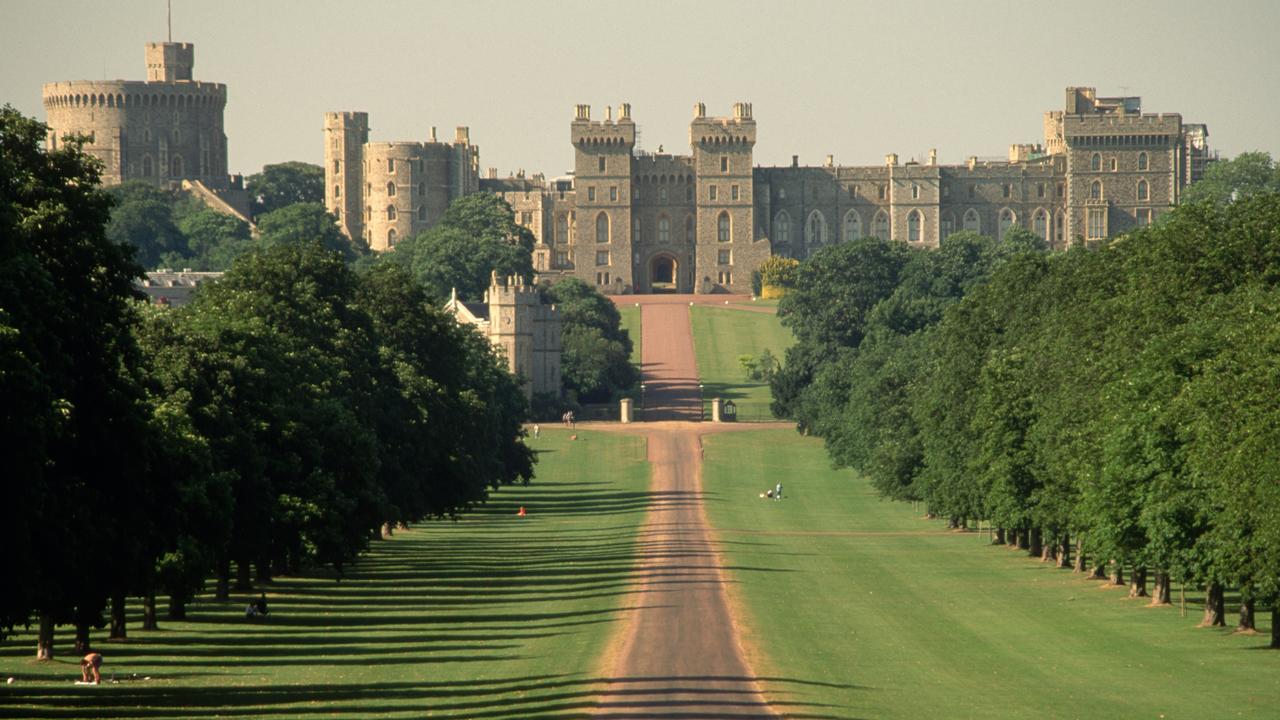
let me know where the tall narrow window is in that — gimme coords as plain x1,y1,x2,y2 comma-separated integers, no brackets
171,155,183,177
332,160,340,173
588,187,596,202
1137,179,1149,201
633,217,641,241
387,181,396,197
805,211,826,245
1033,209,1048,240
1090,153,1102,171
717,212,731,242
387,228,397,246
1090,180,1102,201
387,205,397,220
842,210,861,243
721,156,729,172
941,214,955,241
595,213,609,243
912,184,921,200
963,208,981,233
873,211,889,241
659,216,671,243
142,154,153,176
908,210,922,242
387,158,395,172
998,208,1015,241
334,185,341,198
610,186,618,202
598,156,606,172
1138,152,1149,171
418,205,427,221
1087,208,1106,239
709,185,718,201
556,214,568,244
731,185,739,200
775,212,790,245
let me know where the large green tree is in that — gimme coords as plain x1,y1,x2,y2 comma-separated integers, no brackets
246,161,324,217
540,277,638,404
257,202,364,262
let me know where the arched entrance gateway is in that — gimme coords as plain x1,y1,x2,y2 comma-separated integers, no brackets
649,253,678,293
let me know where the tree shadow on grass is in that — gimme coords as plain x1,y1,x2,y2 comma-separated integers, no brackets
1,673,869,720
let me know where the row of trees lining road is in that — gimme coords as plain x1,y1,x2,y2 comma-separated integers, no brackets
1,107,533,657
771,154,1280,648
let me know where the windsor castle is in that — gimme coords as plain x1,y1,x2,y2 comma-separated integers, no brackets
42,40,1213,298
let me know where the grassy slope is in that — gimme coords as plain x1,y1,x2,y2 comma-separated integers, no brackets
0,429,648,719
702,429,1280,720
689,304,794,422
615,304,641,368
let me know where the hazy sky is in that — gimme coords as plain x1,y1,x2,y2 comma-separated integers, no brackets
3,1,1277,177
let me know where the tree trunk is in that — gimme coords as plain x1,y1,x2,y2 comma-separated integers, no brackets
1040,538,1056,563
167,594,187,621
1017,529,1030,551
142,592,159,630
1200,583,1226,627
946,516,959,530
1109,562,1125,587
1236,597,1256,633
1088,563,1106,580
235,559,252,590
256,557,272,585
1073,538,1087,573
992,527,1005,545
109,594,127,640
1128,567,1148,598
1149,572,1171,606
74,621,91,653
1272,607,1279,649
36,613,54,660
215,559,231,601
1057,535,1072,568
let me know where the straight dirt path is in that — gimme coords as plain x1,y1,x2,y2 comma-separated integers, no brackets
591,294,781,718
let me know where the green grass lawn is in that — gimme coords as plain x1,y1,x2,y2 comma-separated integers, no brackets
689,304,793,421
616,304,641,368
0,429,648,719
702,428,1280,720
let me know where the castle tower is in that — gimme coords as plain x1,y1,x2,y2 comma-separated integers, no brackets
570,104,636,293
487,272,541,399
145,42,194,82
690,102,762,294
43,41,228,188
324,112,369,242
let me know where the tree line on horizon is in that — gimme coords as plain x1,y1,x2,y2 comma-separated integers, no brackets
771,152,1280,649
1,107,543,658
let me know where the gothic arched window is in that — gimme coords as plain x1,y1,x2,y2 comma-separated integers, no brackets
595,212,609,244
908,210,922,242
718,212,731,242
842,210,861,243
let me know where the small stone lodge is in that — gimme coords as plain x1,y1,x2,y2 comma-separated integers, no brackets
443,272,563,400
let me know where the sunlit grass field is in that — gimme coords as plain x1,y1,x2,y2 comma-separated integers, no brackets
689,304,793,421
702,428,1280,720
0,429,648,719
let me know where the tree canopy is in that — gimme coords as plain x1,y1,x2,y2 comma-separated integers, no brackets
245,161,324,217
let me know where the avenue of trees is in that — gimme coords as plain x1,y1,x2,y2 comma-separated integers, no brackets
1,108,534,657
773,152,1280,648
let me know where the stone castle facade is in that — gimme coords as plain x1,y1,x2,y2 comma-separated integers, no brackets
444,273,562,400
329,88,1211,295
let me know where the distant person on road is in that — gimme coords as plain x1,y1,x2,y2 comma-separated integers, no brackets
532,423,540,438
774,483,782,501
80,652,104,684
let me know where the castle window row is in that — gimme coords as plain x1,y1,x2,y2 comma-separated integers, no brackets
1070,134,1171,148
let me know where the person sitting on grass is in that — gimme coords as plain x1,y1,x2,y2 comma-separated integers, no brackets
80,652,103,684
